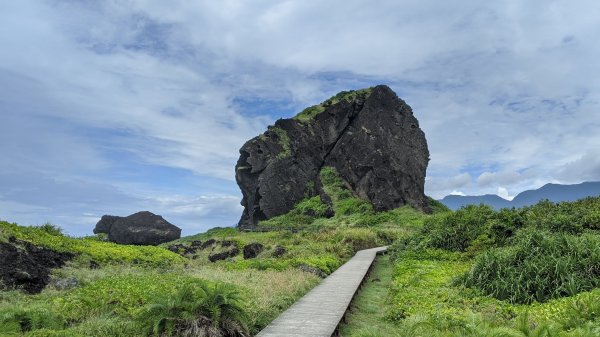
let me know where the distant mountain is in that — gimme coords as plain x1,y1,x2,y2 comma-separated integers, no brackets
440,194,512,211
439,181,600,210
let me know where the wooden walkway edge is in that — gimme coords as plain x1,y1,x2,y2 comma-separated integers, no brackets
256,246,388,337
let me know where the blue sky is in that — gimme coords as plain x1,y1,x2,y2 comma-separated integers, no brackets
1,1,599,236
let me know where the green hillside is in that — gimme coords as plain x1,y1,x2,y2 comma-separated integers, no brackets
2,191,599,336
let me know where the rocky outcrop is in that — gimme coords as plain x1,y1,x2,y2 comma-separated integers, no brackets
0,238,73,293
272,245,286,258
235,85,429,228
208,248,240,262
243,243,264,259
93,211,181,246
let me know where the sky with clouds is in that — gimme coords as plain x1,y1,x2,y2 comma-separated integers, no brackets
1,1,599,236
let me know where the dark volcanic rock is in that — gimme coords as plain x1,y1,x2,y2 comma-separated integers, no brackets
0,240,73,294
272,245,286,258
235,85,429,228
94,211,181,246
93,215,120,234
297,264,327,278
201,239,216,249
243,243,264,259
208,248,240,262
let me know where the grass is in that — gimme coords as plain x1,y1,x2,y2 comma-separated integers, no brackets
339,255,400,337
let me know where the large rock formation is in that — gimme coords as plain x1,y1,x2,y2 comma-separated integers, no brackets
235,85,429,229
93,211,181,245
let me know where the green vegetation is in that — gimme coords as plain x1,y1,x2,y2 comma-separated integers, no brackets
139,281,249,337
5,182,598,336
0,189,426,337
459,230,600,304
0,221,185,267
341,196,600,336
339,255,400,336
270,127,291,159
294,88,373,122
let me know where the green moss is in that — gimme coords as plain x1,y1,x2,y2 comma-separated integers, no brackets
295,105,325,122
270,127,291,159
294,87,373,122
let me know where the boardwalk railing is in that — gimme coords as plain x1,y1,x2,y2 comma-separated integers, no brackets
240,226,307,233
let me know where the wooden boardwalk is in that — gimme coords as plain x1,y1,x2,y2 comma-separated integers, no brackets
256,246,387,337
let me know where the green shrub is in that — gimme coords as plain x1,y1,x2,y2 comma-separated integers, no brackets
294,196,331,217
335,197,373,216
560,292,600,330
0,306,66,333
520,198,600,234
259,195,333,228
426,196,451,214
138,280,249,337
35,223,64,236
459,230,600,304
420,205,496,252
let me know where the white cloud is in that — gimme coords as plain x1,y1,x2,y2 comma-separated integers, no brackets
1,1,600,233
497,187,514,201
557,149,600,182
449,190,466,196
426,173,472,199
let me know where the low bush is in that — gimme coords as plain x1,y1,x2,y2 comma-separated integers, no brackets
458,230,600,304
259,196,330,228
139,280,249,337
420,205,496,252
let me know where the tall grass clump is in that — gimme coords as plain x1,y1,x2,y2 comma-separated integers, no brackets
458,230,600,304
139,280,249,337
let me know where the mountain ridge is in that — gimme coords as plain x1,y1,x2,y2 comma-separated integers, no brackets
439,181,600,210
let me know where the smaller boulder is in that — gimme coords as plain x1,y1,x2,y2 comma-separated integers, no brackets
201,239,217,249
243,243,264,259
94,211,181,246
298,264,327,278
51,277,78,290
272,245,287,258
208,248,240,262
89,260,100,269
221,240,235,247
